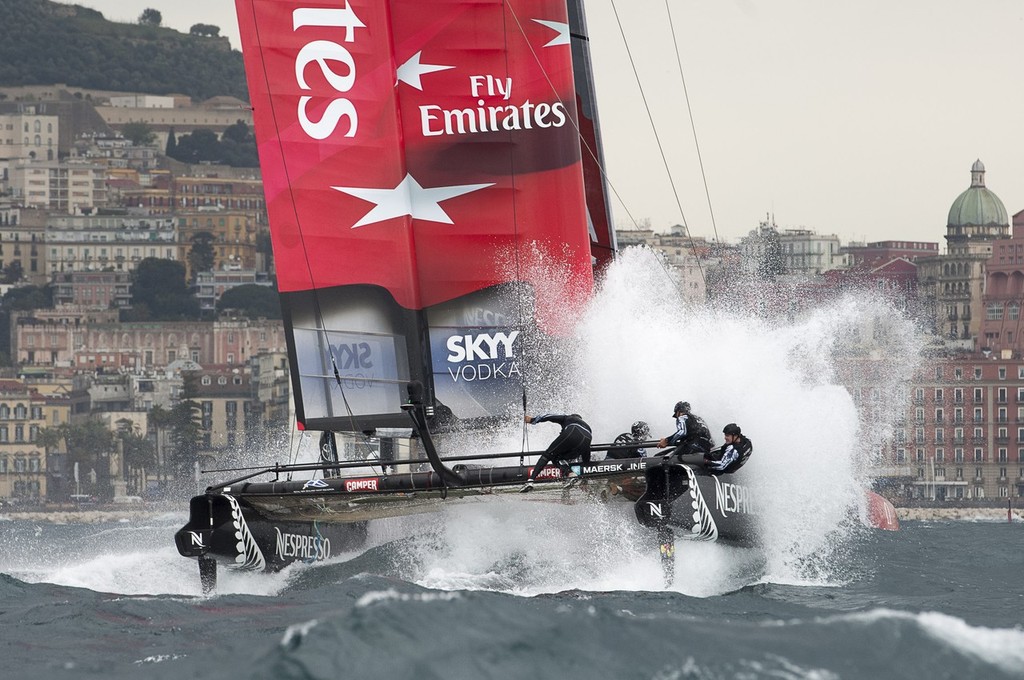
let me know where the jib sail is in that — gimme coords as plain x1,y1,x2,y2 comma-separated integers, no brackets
237,0,605,431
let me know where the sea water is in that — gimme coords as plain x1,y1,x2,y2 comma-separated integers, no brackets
1,248,1021,679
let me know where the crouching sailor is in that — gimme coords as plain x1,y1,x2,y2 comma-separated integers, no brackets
521,413,592,492
703,423,753,474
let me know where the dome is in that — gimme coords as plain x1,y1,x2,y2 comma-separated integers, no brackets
947,159,1008,228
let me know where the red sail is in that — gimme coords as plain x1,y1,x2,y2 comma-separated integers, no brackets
238,0,592,308
237,0,596,429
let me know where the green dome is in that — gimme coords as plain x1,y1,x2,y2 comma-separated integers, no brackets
947,160,1008,228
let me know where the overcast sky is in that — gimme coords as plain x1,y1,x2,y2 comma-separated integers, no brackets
59,1,1024,246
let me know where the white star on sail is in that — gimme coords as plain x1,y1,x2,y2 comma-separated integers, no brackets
532,19,570,47
396,51,454,90
332,174,494,228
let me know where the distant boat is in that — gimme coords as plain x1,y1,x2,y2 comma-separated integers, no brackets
174,0,895,591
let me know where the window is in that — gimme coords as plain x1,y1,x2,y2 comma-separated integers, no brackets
935,388,944,403
935,448,945,462
935,366,943,380
998,388,1008,403
974,388,983,402
935,408,944,424
974,448,984,462
201,375,211,385
998,449,1008,463
974,367,983,380
916,448,925,462
955,367,963,380
954,448,964,462
999,367,1007,380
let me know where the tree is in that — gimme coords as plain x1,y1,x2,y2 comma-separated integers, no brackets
148,405,175,486
168,400,202,495
2,261,23,284
2,284,51,310
122,120,156,147
116,419,156,496
128,258,199,321
188,231,216,282
217,284,281,319
39,420,117,500
165,127,177,157
138,8,162,26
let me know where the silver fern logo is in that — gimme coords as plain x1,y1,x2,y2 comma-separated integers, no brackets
683,466,718,541
224,495,267,571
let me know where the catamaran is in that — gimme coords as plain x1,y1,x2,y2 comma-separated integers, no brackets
174,0,897,591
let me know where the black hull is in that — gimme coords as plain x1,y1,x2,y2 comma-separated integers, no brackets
174,455,760,585
635,457,759,547
174,457,653,573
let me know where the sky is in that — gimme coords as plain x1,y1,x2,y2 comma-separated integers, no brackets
56,1,1024,246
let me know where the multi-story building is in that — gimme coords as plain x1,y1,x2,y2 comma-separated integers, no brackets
178,207,262,276
14,308,119,368
0,106,59,167
0,204,47,284
250,350,291,436
52,271,132,309
189,366,257,455
842,240,939,267
862,357,1024,502
195,269,272,314
977,210,1024,356
14,314,287,371
45,213,178,275
9,159,107,214
777,228,846,275
0,380,49,503
917,160,1009,346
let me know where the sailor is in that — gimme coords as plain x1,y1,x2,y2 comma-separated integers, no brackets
703,423,752,474
608,420,650,459
657,401,714,458
520,413,593,492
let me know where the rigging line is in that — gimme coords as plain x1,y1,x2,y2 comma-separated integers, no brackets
249,2,376,460
504,0,648,236
505,0,682,305
664,0,720,246
609,0,705,287
502,0,536,456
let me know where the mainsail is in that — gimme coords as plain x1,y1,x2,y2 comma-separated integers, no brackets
237,0,609,431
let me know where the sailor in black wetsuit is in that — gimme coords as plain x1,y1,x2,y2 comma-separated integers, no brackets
657,401,714,459
520,413,592,492
608,420,650,459
703,423,753,474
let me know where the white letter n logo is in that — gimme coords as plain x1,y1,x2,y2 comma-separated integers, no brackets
647,502,663,519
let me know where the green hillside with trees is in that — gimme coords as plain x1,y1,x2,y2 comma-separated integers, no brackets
0,0,248,102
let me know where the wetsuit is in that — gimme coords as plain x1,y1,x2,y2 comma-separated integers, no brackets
527,413,592,481
609,432,646,459
704,435,753,474
664,412,714,457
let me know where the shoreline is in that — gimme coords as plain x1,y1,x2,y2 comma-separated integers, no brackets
896,507,1021,522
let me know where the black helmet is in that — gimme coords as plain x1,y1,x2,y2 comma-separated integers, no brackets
723,423,741,436
674,401,690,415
631,420,650,440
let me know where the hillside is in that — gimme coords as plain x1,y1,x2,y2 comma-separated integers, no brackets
0,0,248,102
